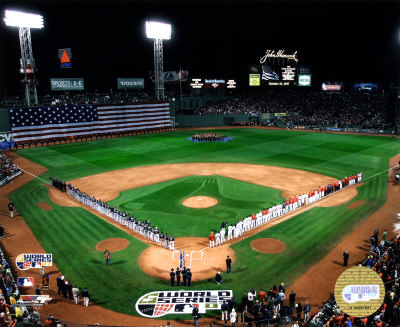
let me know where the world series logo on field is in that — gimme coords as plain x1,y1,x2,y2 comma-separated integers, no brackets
16,254,52,270
136,290,233,317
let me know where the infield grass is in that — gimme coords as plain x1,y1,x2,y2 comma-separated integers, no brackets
9,128,400,317
108,175,285,237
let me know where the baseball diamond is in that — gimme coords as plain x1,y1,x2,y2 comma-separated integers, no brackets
2,127,400,327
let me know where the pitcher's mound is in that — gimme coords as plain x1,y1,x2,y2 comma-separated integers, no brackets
182,196,218,208
251,238,286,254
96,238,130,252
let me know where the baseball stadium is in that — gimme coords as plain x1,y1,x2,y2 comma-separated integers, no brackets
0,1,400,327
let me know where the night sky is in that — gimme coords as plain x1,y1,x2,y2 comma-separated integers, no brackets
0,0,399,95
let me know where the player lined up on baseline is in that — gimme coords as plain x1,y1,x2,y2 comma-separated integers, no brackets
208,172,362,248
65,184,176,251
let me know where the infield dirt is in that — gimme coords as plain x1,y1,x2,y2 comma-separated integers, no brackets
250,238,286,254
95,238,130,252
1,152,399,327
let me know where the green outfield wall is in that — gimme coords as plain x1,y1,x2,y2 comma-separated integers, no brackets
0,109,11,132
175,114,249,127
171,95,231,112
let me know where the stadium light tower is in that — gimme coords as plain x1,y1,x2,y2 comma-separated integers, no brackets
146,21,171,101
4,10,44,106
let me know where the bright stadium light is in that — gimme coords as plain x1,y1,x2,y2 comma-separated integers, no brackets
3,9,44,106
145,21,171,40
4,10,44,29
145,20,172,101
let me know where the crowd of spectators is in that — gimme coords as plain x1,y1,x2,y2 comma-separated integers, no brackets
0,154,22,186
0,246,42,327
0,90,154,108
310,230,400,327
226,286,306,326
0,88,193,108
0,88,393,130
196,90,390,129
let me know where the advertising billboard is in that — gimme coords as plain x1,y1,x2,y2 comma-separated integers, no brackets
322,82,344,91
204,79,226,89
249,74,260,86
117,78,145,89
50,78,84,91
58,48,72,68
298,74,311,87
149,70,189,83
227,80,236,89
190,79,203,89
298,66,311,74
353,83,378,92
0,132,13,151
163,70,189,83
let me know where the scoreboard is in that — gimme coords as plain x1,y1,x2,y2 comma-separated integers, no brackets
259,49,298,86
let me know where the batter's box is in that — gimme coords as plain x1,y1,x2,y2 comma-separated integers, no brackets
190,251,203,261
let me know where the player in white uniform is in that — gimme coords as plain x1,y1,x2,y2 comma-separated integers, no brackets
266,208,272,222
169,235,175,251
154,227,159,243
277,204,283,217
227,225,234,240
256,211,262,227
220,227,226,244
245,216,251,231
237,220,243,236
215,232,221,246
234,223,240,238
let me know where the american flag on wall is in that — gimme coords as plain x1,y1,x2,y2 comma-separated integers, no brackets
9,102,171,142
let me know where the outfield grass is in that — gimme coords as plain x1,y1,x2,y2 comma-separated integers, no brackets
9,128,400,317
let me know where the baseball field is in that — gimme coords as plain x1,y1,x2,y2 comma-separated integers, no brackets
5,127,400,324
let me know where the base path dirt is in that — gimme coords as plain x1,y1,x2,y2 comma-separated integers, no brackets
36,202,53,211
95,238,130,252
346,200,366,210
286,154,400,316
182,196,218,208
251,238,286,254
